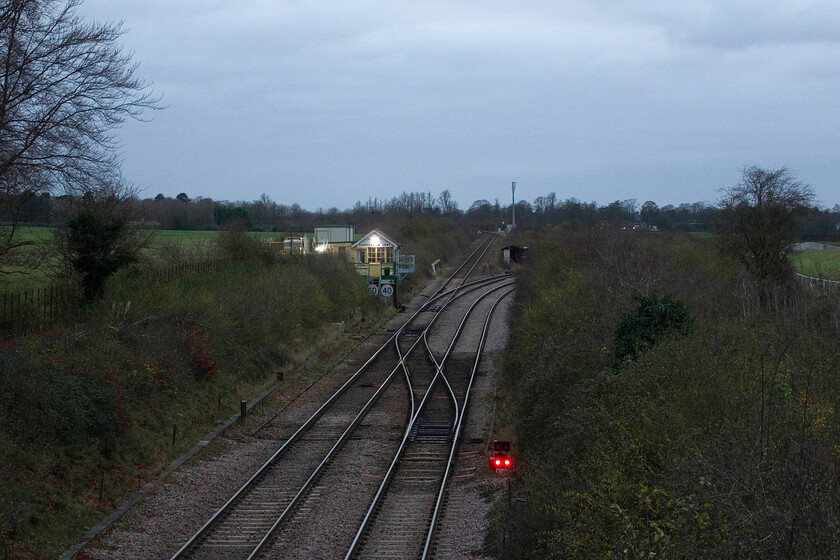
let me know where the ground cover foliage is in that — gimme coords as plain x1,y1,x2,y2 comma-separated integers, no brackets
0,217,474,558
492,227,840,559
0,256,378,558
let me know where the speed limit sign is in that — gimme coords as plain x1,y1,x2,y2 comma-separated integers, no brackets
380,284,394,298
368,284,379,295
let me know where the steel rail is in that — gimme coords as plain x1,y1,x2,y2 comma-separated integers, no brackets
245,278,501,559
395,232,499,445
421,278,511,443
343,277,515,559
434,233,496,309
409,233,499,426
432,279,512,430
344,279,514,560
245,271,510,558
422,286,516,559
410,279,516,447
170,282,497,559
169,237,501,560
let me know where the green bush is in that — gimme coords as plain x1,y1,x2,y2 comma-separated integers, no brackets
0,251,384,557
613,292,693,366
0,352,119,555
493,228,840,559
0,353,118,454
214,225,274,264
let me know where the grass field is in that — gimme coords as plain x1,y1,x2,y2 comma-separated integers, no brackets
10,227,294,245
142,229,295,260
791,248,840,280
2,228,304,292
4,226,54,243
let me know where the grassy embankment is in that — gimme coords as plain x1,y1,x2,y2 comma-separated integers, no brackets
491,228,840,559
687,233,840,282
0,217,475,559
1,228,289,292
791,248,840,281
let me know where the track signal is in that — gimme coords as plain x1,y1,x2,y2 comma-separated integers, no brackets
490,440,513,472
490,451,512,471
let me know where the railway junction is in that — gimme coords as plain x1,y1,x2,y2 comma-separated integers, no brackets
72,235,515,560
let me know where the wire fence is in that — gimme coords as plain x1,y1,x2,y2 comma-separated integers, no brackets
143,258,231,284
0,285,77,338
0,258,233,338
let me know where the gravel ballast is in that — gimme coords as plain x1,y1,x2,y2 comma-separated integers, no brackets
71,269,514,560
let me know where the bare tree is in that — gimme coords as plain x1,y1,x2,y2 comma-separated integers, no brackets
717,166,814,293
437,189,458,215
0,0,159,274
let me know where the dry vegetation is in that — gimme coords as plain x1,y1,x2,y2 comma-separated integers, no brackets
491,227,840,559
0,218,475,559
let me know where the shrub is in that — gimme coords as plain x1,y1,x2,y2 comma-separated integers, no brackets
214,224,273,264
494,228,840,559
0,353,119,453
613,292,693,366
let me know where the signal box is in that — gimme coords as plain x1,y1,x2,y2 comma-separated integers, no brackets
490,440,513,472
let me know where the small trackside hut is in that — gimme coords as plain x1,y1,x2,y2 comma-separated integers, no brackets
268,236,311,255
501,245,528,264
351,228,415,301
313,225,355,258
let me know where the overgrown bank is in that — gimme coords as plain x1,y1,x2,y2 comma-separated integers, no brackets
492,228,840,559
0,256,380,558
0,218,475,559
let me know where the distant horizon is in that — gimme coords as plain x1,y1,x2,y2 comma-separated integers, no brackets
134,189,840,214
76,1,840,212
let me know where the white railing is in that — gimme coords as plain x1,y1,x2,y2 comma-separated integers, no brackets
795,272,840,294
398,254,415,276
791,242,840,251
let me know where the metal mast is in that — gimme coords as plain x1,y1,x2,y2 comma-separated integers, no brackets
511,181,516,229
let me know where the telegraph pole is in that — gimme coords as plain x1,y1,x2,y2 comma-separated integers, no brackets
511,181,516,229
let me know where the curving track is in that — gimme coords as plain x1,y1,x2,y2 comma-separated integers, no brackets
168,234,513,560
346,281,514,559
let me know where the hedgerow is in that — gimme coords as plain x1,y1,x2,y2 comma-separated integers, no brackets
0,255,379,558
0,220,478,558
492,228,840,559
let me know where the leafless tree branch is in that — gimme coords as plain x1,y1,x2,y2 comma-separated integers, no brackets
0,0,161,274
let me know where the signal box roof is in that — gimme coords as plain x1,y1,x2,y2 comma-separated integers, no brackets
352,229,399,249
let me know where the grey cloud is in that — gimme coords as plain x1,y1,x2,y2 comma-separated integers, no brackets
78,0,840,209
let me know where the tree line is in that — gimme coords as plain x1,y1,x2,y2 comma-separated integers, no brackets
6,186,839,236
2,0,837,307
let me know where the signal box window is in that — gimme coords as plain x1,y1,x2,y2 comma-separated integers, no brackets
364,247,393,263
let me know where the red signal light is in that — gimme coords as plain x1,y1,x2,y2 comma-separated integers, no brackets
490,441,513,472
491,452,513,471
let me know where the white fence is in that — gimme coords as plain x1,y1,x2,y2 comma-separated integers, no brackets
791,242,840,251
795,273,840,294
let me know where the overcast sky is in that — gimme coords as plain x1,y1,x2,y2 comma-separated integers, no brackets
79,0,840,211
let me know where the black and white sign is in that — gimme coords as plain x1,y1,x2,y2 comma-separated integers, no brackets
368,283,379,295
380,283,394,298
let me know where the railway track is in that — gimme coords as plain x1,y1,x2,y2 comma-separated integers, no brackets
346,281,514,560
168,234,512,560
